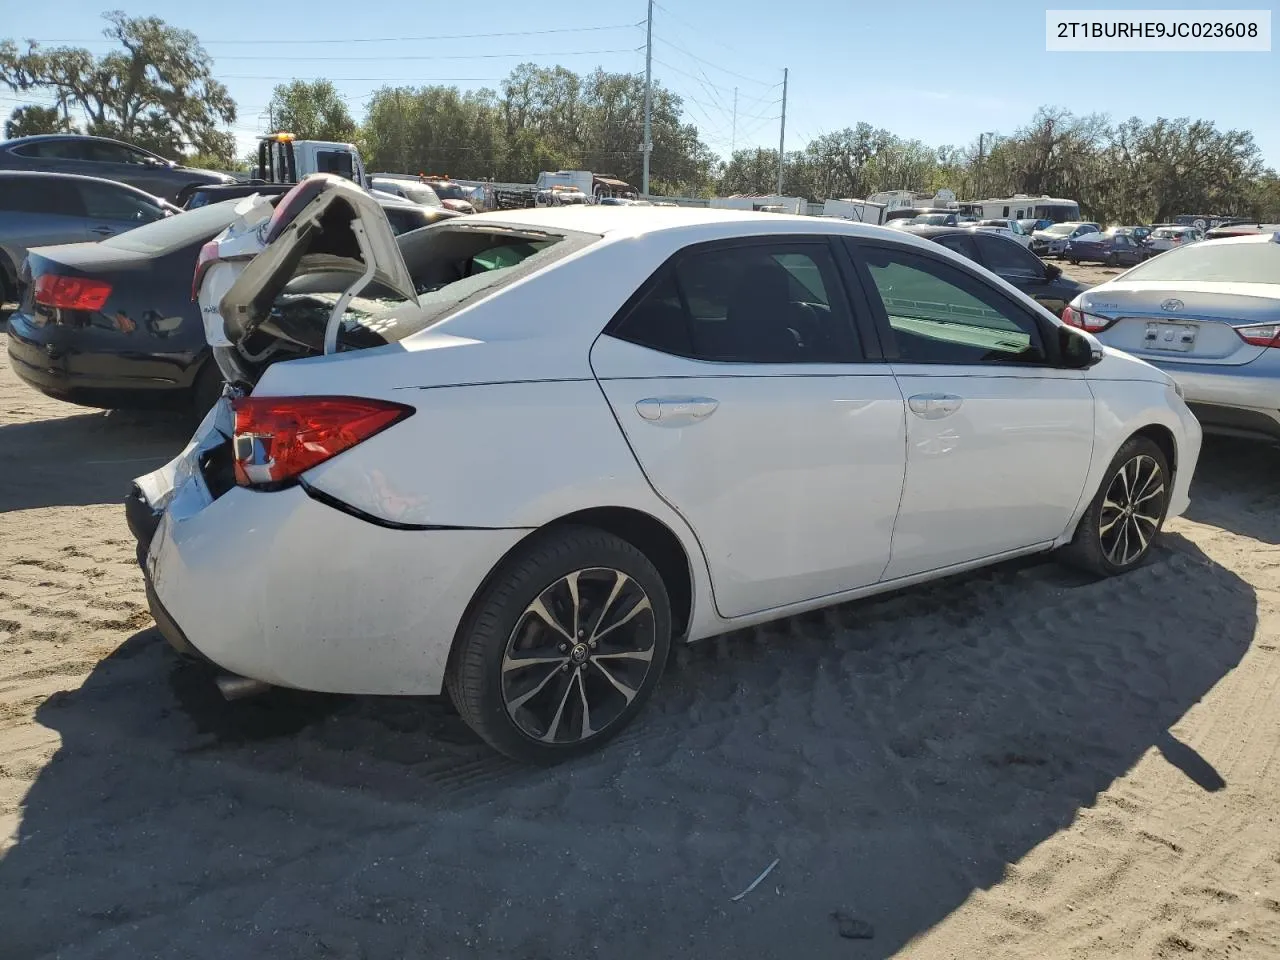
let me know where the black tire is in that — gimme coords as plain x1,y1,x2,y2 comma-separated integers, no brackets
446,525,672,764
1106,252,1119,266
1061,435,1171,577
1069,259,1079,265
190,360,225,421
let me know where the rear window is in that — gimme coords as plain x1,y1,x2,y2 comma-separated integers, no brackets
1119,240,1280,283
101,201,240,255
269,223,598,349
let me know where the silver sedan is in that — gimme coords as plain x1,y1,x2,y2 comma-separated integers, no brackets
1063,232,1280,441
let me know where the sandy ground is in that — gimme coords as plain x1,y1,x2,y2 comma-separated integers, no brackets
2,260,1280,959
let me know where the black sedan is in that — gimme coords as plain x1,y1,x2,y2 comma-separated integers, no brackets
891,224,1088,317
6,195,455,416
1063,230,1150,266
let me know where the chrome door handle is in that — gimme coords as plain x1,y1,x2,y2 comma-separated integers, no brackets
907,393,963,420
635,396,719,424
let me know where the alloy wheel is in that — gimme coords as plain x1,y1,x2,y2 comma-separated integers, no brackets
1099,454,1166,566
500,567,657,745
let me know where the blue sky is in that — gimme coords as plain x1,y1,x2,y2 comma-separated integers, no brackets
3,0,1277,169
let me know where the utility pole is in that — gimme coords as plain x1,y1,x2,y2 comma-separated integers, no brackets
775,67,788,196
977,131,985,199
642,0,654,196
731,87,738,155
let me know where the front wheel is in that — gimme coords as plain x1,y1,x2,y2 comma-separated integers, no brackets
446,526,672,764
1061,436,1171,577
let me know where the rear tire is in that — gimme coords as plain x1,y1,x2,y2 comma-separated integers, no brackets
446,525,672,764
1060,436,1171,577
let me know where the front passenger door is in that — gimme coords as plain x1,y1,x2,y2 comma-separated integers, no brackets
850,240,1095,581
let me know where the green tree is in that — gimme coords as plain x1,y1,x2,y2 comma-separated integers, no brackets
0,10,236,162
4,103,74,139
266,79,357,143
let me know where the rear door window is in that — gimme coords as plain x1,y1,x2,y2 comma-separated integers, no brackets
76,181,166,222
935,234,980,262
974,235,1044,278
611,241,863,364
13,139,88,160
21,178,87,216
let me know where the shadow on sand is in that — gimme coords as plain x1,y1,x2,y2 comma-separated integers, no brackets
0,408,192,513
0,523,1255,958
1184,435,1280,544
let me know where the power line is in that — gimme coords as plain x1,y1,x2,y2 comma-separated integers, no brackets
27,23,644,45
653,35,777,87
211,47,641,62
652,3,779,69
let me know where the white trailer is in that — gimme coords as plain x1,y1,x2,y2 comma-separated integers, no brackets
709,195,807,214
973,194,1081,223
821,198,888,224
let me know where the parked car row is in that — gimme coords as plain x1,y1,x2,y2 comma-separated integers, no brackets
4,173,457,413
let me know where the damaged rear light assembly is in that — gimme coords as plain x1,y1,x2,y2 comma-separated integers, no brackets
230,395,414,488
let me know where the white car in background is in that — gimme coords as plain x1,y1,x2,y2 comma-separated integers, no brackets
128,175,1202,764
1146,225,1204,253
972,218,1033,248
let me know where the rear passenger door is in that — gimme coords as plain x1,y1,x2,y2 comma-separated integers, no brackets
848,239,1095,580
0,175,96,247
590,237,907,620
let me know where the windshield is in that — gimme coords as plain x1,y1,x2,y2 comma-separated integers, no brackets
398,184,442,207
1041,224,1075,235
100,201,240,255
1119,240,1279,283
427,181,467,201
1152,228,1180,238
913,214,950,225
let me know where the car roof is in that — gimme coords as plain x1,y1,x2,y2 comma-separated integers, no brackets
887,223,1022,244
465,205,942,243
0,133,144,149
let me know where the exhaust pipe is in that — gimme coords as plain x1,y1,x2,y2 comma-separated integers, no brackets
215,674,272,700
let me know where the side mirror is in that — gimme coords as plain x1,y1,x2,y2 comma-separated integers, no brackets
1044,262,1062,281
1059,325,1103,369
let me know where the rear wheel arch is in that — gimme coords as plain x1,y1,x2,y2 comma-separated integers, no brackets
447,506,696,678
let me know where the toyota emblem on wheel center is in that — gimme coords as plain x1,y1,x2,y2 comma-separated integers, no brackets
1161,299,1185,312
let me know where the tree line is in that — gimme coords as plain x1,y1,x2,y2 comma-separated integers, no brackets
4,12,1278,222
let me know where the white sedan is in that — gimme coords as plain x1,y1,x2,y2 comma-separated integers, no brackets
129,175,1202,763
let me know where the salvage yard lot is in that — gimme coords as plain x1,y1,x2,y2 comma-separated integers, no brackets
2,257,1279,959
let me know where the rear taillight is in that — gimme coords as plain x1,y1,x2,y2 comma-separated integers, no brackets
231,395,414,488
192,240,220,300
1061,305,1111,333
1234,323,1280,348
33,274,112,311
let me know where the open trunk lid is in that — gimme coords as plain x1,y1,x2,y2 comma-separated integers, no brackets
219,174,416,350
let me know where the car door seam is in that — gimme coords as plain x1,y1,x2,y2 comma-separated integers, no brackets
586,329,725,623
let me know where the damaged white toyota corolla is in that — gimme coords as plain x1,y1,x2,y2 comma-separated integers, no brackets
129,174,1202,763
